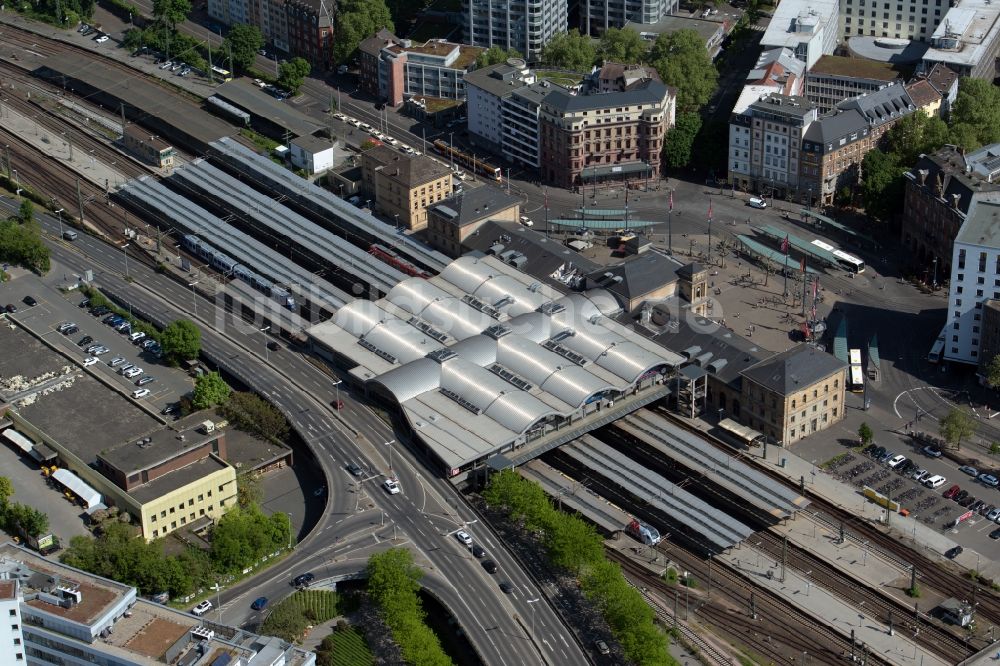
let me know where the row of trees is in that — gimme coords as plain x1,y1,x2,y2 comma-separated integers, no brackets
366,548,452,666
0,476,49,539
483,470,674,666
60,502,291,598
861,79,1000,221
1,200,51,274
221,391,290,441
18,0,93,26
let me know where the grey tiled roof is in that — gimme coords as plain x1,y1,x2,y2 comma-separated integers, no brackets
586,251,680,301
741,344,846,395
429,185,521,227
543,79,669,113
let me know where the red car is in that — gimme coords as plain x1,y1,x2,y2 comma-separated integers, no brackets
943,484,961,500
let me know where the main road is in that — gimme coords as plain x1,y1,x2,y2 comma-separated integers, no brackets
11,199,588,666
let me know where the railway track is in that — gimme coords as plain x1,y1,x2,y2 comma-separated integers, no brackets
650,407,1000,646
755,531,973,661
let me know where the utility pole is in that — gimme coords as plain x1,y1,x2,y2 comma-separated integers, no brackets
207,30,214,84
4,145,11,178
749,591,757,619
76,176,85,223
780,535,787,583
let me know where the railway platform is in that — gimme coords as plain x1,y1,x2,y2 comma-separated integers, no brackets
0,102,127,203
722,547,950,666
679,413,1000,586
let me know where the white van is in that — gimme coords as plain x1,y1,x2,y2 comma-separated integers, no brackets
520,216,534,227
749,197,767,209
924,474,947,489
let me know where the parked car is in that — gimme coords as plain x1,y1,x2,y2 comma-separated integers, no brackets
924,475,947,489
922,445,943,458
959,495,977,508
748,196,767,209
943,484,961,499
988,507,1000,522
911,468,928,481
990,528,1000,540
124,366,143,378
887,454,907,469
95,35,109,43
595,640,611,656
970,499,986,513
136,376,155,386
79,298,90,308
130,331,146,343
946,545,964,559
92,346,110,356
132,388,151,399
953,489,969,503
82,357,98,367
4,304,16,313
159,60,173,70
62,325,79,335
871,446,887,460
960,465,979,477
77,335,93,347
897,460,916,475
979,473,999,487
109,357,126,367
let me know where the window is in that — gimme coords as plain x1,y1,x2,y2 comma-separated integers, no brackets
8,610,15,617
957,286,963,294
188,498,194,507
958,273,965,281
979,276,986,285
151,515,157,523
152,530,158,538
959,249,966,270
978,290,984,297
198,494,204,502
953,335,959,342
956,299,962,306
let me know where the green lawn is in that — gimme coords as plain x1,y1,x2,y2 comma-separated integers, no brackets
318,627,374,666
535,70,585,87
261,590,343,642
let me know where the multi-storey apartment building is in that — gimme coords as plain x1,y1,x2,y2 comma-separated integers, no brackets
804,55,902,113
463,0,567,62
361,146,454,230
728,94,818,197
580,0,678,36
800,82,915,204
901,144,1000,279
359,33,482,107
501,83,550,168
208,0,330,66
943,195,1000,365
539,79,675,189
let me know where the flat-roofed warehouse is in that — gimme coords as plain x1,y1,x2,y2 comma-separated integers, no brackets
33,55,236,155
212,79,323,140
308,254,683,477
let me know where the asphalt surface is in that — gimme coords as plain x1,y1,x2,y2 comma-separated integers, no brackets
9,198,588,666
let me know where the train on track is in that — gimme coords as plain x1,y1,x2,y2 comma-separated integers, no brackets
625,518,662,546
182,234,295,308
368,244,431,279
432,139,502,182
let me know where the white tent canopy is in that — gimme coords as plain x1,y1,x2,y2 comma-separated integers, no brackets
2,429,34,454
52,469,102,509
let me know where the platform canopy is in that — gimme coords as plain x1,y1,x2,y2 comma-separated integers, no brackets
718,418,765,447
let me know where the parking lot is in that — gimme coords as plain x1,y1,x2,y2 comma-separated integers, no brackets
3,275,194,413
798,434,1000,558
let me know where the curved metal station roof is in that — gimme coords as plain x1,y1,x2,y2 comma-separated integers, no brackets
309,255,683,471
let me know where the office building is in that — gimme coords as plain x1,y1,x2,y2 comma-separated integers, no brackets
206,0,331,67
501,82,550,169
539,79,675,189
465,60,544,161
922,0,1000,79
739,345,847,445
0,542,315,666
759,0,840,68
625,15,728,58
359,32,482,107
361,146,454,231
728,94,819,198
581,0,678,35
804,55,903,113
290,134,335,175
901,144,1000,280
943,194,1000,365
463,0,567,62
840,0,947,40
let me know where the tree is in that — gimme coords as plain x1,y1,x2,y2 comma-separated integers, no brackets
159,319,201,364
359,139,379,151
223,24,264,73
333,0,394,65
949,78,1000,148
222,391,290,441
17,199,34,224
987,355,1000,389
598,27,647,64
860,149,905,222
475,46,522,68
664,112,702,168
192,371,231,409
540,29,596,72
649,29,718,112
0,218,51,273
278,57,312,94
858,422,874,446
885,112,950,167
152,0,191,29
0,477,13,507
236,471,263,508
7,503,48,537
940,407,975,450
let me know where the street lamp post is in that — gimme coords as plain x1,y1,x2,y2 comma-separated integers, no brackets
394,213,399,232
449,132,455,171
527,597,540,639
932,257,938,290
332,378,342,408
260,325,271,361
54,207,65,240
188,281,199,317
286,512,293,549
121,243,130,279
385,439,396,474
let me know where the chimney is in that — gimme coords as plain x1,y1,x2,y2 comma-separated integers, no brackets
951,193,961,209
918,169,928,186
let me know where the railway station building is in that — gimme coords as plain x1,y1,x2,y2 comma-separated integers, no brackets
306,254,682,478
425,187,523,256
360,146,454,231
